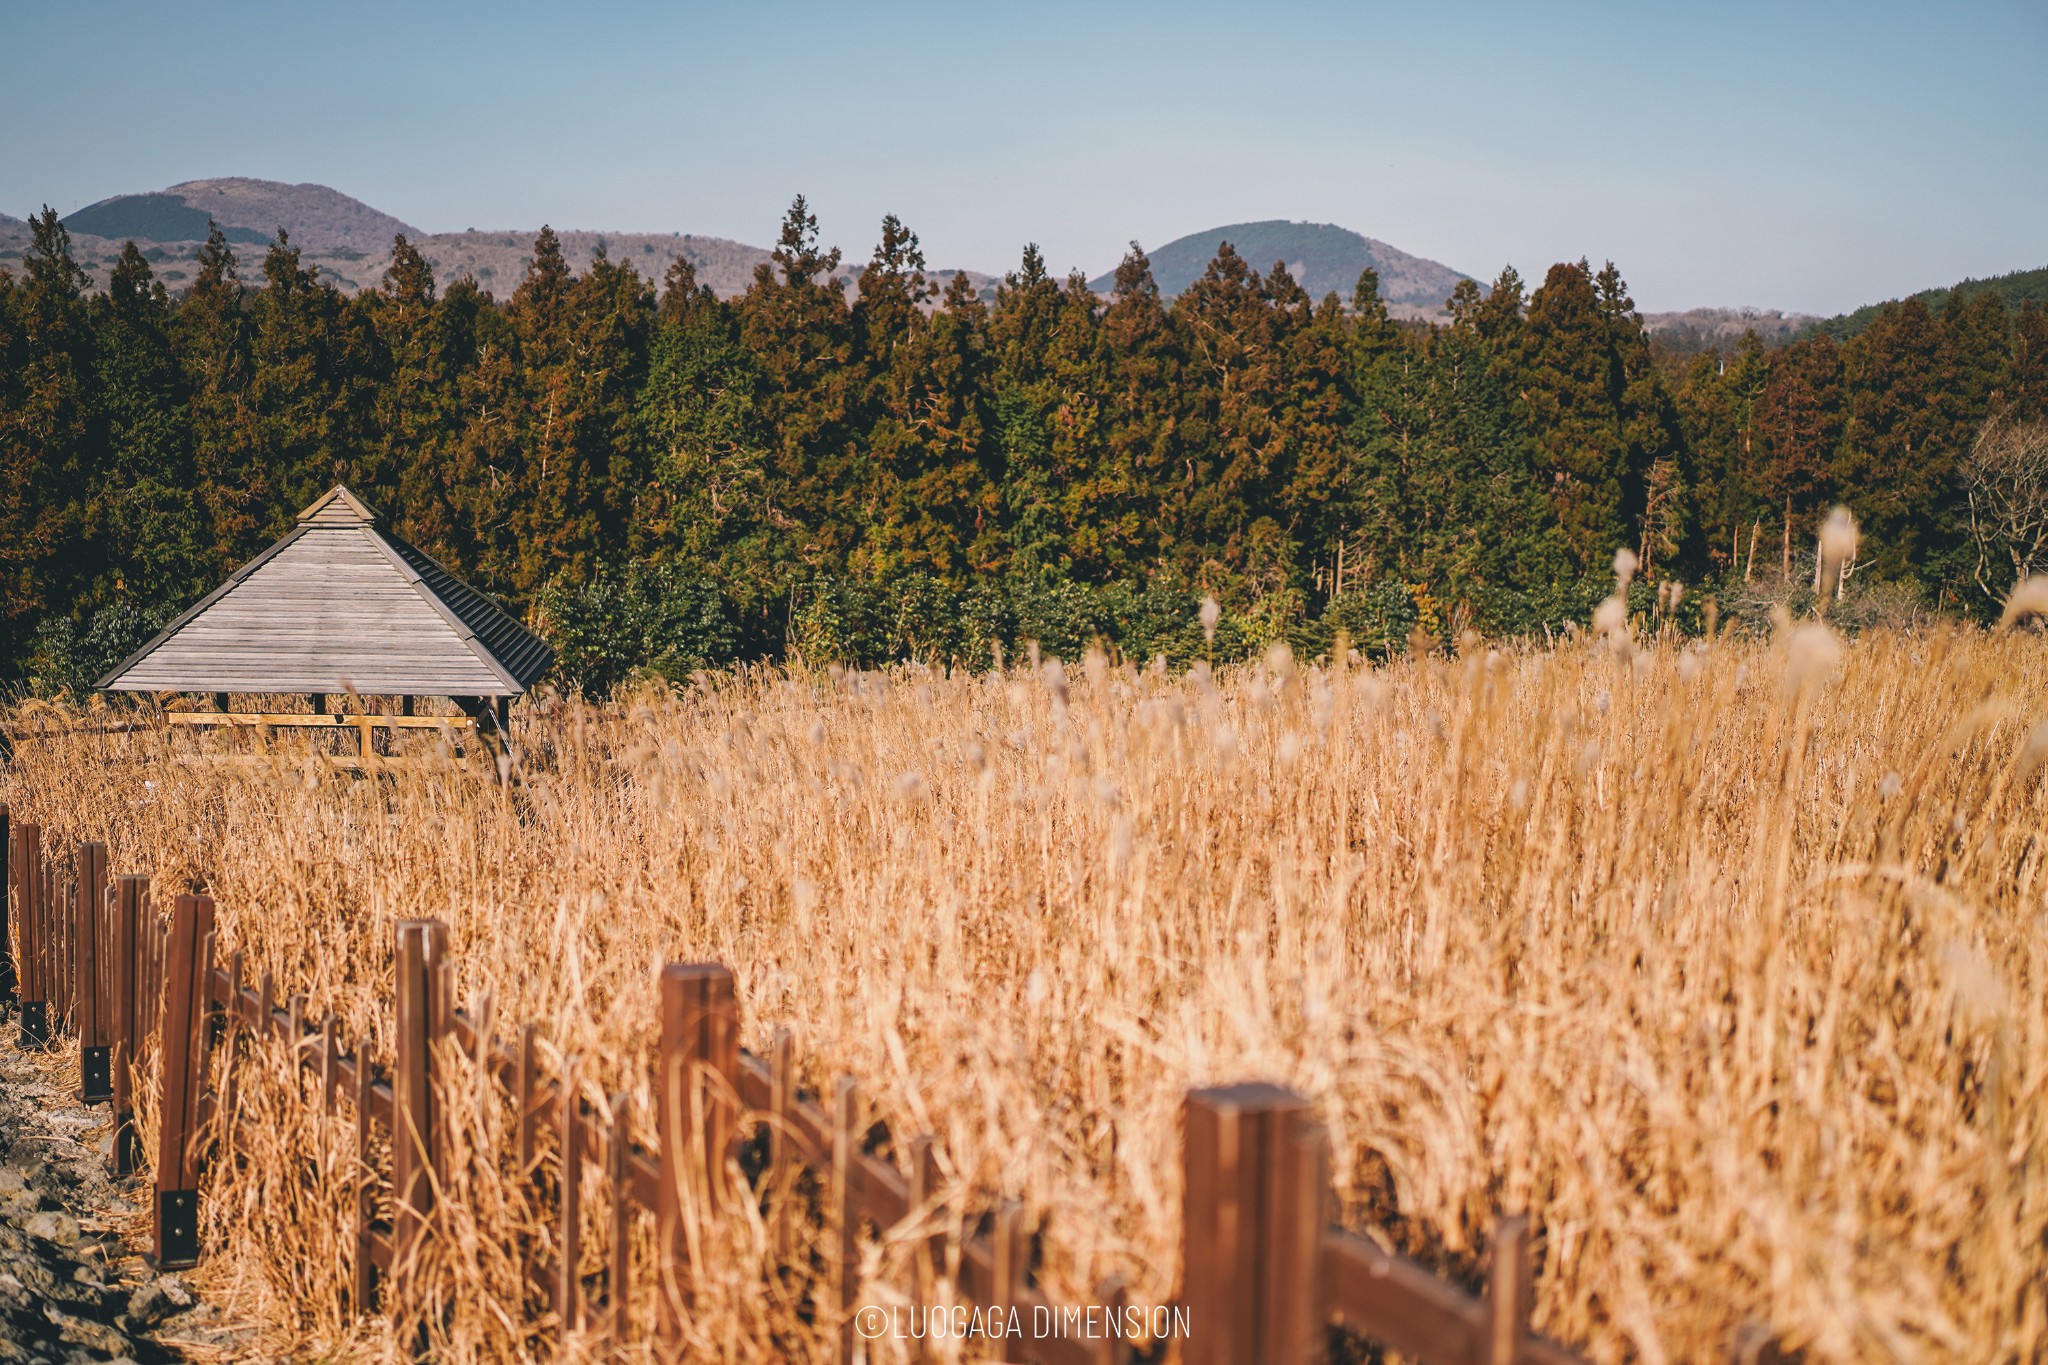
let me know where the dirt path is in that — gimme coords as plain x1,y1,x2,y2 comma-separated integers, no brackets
0,1024,247,1363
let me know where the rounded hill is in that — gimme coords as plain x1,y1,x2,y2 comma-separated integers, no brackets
1090,220,1470,313
61,178,420,254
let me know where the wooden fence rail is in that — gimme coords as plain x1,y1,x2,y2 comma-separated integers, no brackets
0,806,1785,1364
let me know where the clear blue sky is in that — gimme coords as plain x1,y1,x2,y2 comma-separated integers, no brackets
4,0,2042,314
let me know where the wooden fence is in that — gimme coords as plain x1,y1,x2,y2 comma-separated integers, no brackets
1,802,1776,1364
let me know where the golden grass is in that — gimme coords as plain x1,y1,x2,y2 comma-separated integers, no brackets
7,624,2047,1364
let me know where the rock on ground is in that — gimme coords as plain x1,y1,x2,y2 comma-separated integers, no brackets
0,1019,225,1363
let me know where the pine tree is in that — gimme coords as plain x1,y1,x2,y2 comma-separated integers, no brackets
855,215,1005,584
1171,242,1283,586
1039,271,1114,578
1099,244,1182,575
1675,330,1768,577
504,225,579,591
0,209,93,656
919,270,1001,574
1749,335,1843,581
176,221,263,577
1596,263,1694,579
1515,261,1636,575
250,230,358,518
987,243,1069,576
737,197,859,571
658,254,716,329
1471,266,1526,347
442,277,525,595
509,230,656,592
1838,299,1947,587
1270,275,1352,597
373,235,470,560
2012,301,2048,422
92,242,206,614
567,243,656,565
1344,266,1415,589
637,273,778,611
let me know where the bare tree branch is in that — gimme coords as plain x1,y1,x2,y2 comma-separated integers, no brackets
1964,408,2048,598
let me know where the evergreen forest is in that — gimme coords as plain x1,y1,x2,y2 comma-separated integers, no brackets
3,198,2044,696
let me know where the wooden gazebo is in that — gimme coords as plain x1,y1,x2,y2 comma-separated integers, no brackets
96,487,553,752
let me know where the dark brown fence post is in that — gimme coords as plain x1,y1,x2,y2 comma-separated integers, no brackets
608,1093,633,1346
515,1021,545,1310
1181,1083,1326,1365
14,822,44,1045
76,842,111,1102
111,875,147,1174
559,1058,586,1336
391,918,448,1331
154,893,215,1269
768,1027,795,1262
832,1076,859,1365
907,1131,937,1363
1486,1215,1533,1365
0,804,11,1007
992,1200,1027,1365
654,962,739,1353
351,1046,377,1316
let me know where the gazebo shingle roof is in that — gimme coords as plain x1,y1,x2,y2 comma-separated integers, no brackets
96,487,553,697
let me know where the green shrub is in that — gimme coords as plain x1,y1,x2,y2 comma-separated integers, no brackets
536,561,738,695
27,600,172,699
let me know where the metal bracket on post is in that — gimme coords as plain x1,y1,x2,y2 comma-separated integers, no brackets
81,1047,112,1104
156,1190,200,1270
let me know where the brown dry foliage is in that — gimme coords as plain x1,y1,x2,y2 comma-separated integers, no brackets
6,625,2047,1363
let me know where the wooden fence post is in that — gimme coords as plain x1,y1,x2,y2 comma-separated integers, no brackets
352,1046,377,1316
654,962,739,1353
768,1027,795,1262
559,1058,586,1337
76,842,111,1102
907,1131,938,1364
111,875,148,1174
0,804,11,1007
832,1076,859,1365
992,1200,1027,1365
1486,1215,1533,1365
391,918,448,1332
14,822,44,1045
1181,1083,1326,1365
608,1093,633,1346
154,893,215,1269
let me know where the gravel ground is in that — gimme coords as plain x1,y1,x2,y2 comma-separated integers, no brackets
0,1019,253,1363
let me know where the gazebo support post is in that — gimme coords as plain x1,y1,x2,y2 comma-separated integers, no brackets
212,693,229,714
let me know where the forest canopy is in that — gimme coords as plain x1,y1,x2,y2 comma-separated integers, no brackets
2,198,2044,695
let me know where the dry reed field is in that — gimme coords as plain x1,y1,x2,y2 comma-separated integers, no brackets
5,619,2047,1364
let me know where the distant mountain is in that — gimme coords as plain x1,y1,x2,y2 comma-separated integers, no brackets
1090,220,1470,318
1808,264,2048,341
5,177,992,301
62,177,422,255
